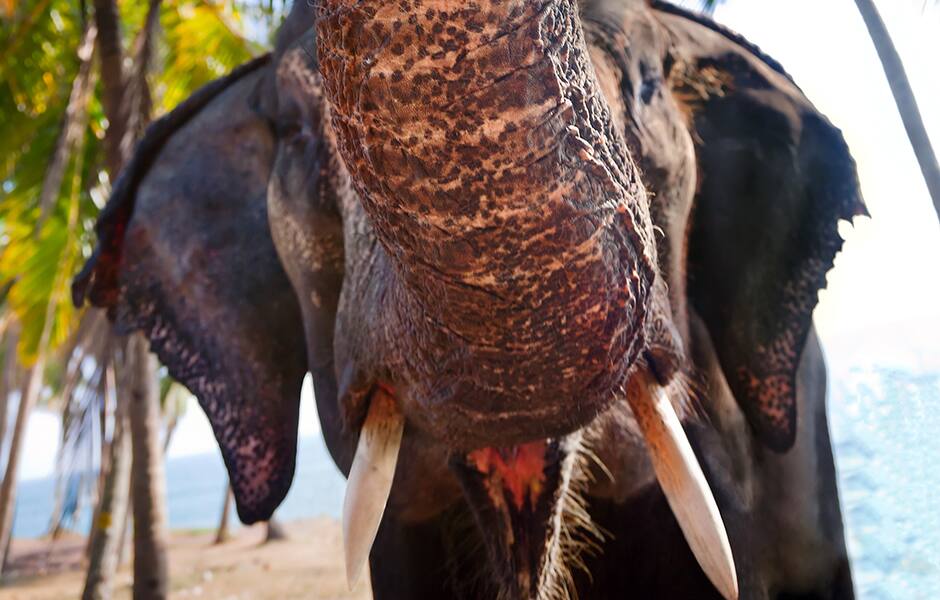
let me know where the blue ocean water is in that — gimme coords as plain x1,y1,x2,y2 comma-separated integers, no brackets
13,436,347,539
11,367,940,598
828,367,940,599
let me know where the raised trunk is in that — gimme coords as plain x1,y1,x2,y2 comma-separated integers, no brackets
125,334,168,600
854,0,940,224
82,364,132,600
318,0,656,446
0,356,46,573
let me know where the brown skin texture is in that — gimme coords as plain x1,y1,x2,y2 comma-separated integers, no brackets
264,32,463,521
75,1,860,598
318,0,662,450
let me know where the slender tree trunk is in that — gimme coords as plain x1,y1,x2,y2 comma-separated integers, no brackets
91,0,168,594
125,334,168,600
0,21,90,561
161,414,178,456
214,485,233,545
93,0,130,176
82,364,132,600
0,356,46,573
0,514,11,574
854,0,940,224
264,518,287,543
0,325,19,459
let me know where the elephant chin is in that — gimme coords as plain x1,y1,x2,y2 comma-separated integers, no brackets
341,369,738,599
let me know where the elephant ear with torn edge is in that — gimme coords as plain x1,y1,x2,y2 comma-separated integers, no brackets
660,6,867,452
73,55,309,522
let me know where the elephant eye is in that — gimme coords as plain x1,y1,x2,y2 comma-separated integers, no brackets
274,118,303,139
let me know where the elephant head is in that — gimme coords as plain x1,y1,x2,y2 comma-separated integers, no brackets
75,1,863,598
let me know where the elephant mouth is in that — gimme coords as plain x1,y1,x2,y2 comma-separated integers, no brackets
451,438,578,599
341,370,740,599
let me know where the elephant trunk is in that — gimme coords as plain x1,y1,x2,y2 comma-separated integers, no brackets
317,0,658,446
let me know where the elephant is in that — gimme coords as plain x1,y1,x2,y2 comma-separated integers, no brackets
73,1,864,598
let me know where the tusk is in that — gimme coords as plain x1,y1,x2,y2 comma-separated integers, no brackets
626,371,739,600
343,386,405,590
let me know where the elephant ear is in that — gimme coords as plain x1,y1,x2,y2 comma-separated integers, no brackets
660,7,867,452
73,55,309,522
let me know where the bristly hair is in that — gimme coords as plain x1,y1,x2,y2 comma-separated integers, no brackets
537,432,604,600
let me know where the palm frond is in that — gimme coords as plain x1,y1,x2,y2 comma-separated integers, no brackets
36,22,97,229
155,0,260,113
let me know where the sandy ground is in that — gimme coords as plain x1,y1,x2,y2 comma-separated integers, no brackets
0,518,372,599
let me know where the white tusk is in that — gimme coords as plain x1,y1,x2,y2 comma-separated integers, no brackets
626,371,739,600
343,387,405,590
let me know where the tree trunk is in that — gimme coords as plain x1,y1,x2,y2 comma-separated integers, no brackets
0,356,46,573
125,334,168,600
82,364,132,600
0,516,11,574
0,325,19,458
264,517,287,543
93,0,130,175
214,485,233,545
85,362,113,558
161,413,179,456
854,0,940,224
36,22,97,230
92,1,167,593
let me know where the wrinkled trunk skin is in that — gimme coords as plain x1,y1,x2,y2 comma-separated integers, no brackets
82,378,132,600
318,0,657,448
125,334,168,600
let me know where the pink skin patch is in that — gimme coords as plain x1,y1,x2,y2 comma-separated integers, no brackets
468,441,548,511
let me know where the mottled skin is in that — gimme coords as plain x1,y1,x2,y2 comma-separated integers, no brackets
75,1,861,598
318,0,674,451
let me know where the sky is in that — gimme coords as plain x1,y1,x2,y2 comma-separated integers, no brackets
16,0,940,480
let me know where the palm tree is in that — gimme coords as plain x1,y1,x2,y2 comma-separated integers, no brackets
82,363,131,600
0,0,278,597
698,0,939,225
0,323,20,455
123,334,169,600
0,19,92,556
214,484,234,545
0,0,281,593
0,1,103,569
851,0,939,224
87,2,171,595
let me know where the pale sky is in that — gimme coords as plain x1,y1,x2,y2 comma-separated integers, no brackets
17,0,940,480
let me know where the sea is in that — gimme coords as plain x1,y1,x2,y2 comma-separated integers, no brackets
12,365,940,599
